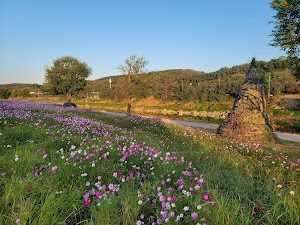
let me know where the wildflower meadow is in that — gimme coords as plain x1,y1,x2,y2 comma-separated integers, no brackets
0,100,299,224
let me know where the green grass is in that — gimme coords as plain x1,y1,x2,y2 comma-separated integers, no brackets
277,139,300,147
271,109,300,133
0,100,299,224
272,109,300,117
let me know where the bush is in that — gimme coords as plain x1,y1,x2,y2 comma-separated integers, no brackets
11,89,30,98
0,88,11,99
62,102,77,107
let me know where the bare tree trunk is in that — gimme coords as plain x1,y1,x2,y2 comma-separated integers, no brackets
67,93,72,103
127,73,131,114
127,97,131,114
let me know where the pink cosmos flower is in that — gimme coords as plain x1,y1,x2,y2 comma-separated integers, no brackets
191,212,198,219
176,179,184,185
27,186,32,192
194,185,200,190
257,205,263,212
51,166,57,174
84,200,90,207
32,169,38,177
96,192,102,199
183,170,192,176
83,193,89,200
202,193,211,202
95,181,101,188
197,178,204,185
35,148,42,154
117,171,122,177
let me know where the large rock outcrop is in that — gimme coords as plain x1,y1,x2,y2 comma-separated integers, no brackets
217,58,275,142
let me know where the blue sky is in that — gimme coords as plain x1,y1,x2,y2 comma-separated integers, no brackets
0,0,284,84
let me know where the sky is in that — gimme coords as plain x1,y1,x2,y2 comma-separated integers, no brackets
0,0,284,84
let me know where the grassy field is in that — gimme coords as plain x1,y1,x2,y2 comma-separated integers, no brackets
24,96,300,133
0,100,299,225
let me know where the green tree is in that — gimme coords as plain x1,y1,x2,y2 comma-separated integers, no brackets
11,88,30,98
117,54,148,113
44,56,92,103
270,0,300,79
0,88,11,99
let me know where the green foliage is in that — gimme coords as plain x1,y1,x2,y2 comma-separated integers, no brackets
250,57,257,68
86,58,296,102
117,54,149,113
44,56,92,100
117,54,148,76
11,88,30,98
270,0,300,59
270,0,300,79
272,109,300,133
0,88,11,99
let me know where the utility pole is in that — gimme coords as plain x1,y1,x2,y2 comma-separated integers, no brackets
268,74,271,97
109,78,112,89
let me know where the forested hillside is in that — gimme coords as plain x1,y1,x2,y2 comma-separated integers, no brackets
1,58,299,101
86,58,299,103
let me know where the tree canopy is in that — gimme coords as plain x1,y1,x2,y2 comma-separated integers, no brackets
270,0,300,58
44,56,92,101
87,58,299,102
117,54,148,113
270,0,300,79
117,54,148,76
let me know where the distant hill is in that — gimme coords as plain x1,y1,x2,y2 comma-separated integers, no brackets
85,58,298,102
0,83,40,90
2,57,299,100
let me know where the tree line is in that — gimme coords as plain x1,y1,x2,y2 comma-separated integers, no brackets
1,57,299,102
85,58,299,103
1,57,299,103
